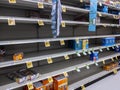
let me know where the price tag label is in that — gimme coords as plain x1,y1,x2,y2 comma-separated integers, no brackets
45,41,50,47
107,47,110,50
98,12,102,17
38,20,44,26
80,0,83,3
83,51,87,55
87,50,91,55
92,48,94,53
27,83,34,90
60,40,65,45
86,64,90,69
99,2,102,6
8,18,16,26
9,0,16,3
103,24,106,27
64,55,70,60
61,21,66,27
26,61,33,69
113,15,119,19
102,60,105,64
76,52,81,57
38,2,44,8
112,46,115,49
99,48,103,52
111,58,114,62
113,69,118,74
62,6,66,12
63,72,69,77
95,62,99,66
75,38,79,44
81,85,86,90
47,57,53,64
116,56,118,60
76,67,81,72
48,77,53,83
116,45,119,48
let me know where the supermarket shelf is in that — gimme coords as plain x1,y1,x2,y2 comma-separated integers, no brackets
76,0,120,11
0,0,119,19
0,34,120,45
0,43,119,68
0,51,119,90
69,67,120,90
0,16,119,26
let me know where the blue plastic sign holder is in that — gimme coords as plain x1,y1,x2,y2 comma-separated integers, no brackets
88,0,97,32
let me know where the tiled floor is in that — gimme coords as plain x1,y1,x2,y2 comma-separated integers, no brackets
86,70,120,90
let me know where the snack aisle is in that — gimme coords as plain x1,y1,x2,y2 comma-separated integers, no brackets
0,0,120,90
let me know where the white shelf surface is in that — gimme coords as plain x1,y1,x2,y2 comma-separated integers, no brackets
0,43,119,68
0,34,120,45
0,51,119,90
69,67,120,90
0,16,119,26
0,0,119,19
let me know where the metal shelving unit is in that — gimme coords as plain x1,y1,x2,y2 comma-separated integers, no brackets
0,0,119,19
0,51,119,90
0,16,119,27
0,0,120,90
0,34,120,45
0,43,119,68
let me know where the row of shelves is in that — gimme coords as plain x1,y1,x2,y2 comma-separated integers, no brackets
0,51,119,90
0,16,119,27
0,43,120,68
0,0,120,19
0,34,120,45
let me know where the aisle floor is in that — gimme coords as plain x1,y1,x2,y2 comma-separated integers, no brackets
86,70,120,90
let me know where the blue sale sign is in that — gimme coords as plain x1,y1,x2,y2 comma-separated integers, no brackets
88,0,97,32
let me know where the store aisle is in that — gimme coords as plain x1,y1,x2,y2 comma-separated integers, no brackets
86,70,120,90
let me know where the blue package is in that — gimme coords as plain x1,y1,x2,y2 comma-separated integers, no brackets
69,40,82,50
102,37,115,46
84,4,90,10
115,46,120,52
90,52,99,61
102,5,108,13
109,11,119,15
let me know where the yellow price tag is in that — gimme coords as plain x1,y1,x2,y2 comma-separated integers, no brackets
80,0,83,3
81,85,86,90
60,40,65,45
64,55,70,60
102,60,105,64
8,18,16,26
98,12,102,17
38,2,44,8
45,41,50,47
47,57,53,64
103,24,106,27
9,0,16,3
61,21,66,27
48,77,53,83
75,38,79,44
63,72,68,77
27,83,34,90
62,6,66,12
113,69,118,74
38,20,44,26
26,61,33,69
